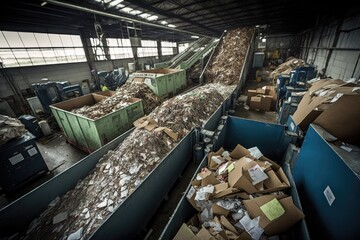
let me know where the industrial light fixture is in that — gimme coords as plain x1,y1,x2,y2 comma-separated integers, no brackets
262,38,266,42
109,0,124,6
168,24,176,28
160,21,168,25
147,15,158,21
41,1,47,6
191,35,199,39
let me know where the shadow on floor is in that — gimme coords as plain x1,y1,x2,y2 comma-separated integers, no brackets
0,131,87,209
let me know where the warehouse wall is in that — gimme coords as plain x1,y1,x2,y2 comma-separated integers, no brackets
299,12,360,80
0,55,173,98
265,35,300,58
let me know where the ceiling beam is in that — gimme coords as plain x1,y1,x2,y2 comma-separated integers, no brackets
45,0,213,37
123,0,221,35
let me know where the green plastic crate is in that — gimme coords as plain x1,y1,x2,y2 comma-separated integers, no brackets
50,94,144,153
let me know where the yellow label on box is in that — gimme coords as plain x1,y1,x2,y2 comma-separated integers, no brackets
227,163,235,173
260,198,285,221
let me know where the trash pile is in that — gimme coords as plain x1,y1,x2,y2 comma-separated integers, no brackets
187,61,202,84
174,144,305,240
269,57,306,81
71,95,136,120
72,82,162,119
205,27,254,85
118,81,163,114
0,114,26,144
24,84,234,240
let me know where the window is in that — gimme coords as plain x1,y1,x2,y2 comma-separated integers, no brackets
90,38,133,60
137,40,158,57
179,43,190,53
0,31,86,67
161,41,176,56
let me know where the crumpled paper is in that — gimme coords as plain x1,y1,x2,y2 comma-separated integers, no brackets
72,81,162,119
24,84,234,239
0,114,26,144
205,27,254,85
269,57,307,81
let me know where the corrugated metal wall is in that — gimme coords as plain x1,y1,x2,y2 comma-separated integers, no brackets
300,13,360,80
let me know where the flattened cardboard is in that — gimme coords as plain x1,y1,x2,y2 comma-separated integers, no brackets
243,195,304,236
199,168,221,186
263,170,282,189
235,232,252,240
258,167,290,193
154,126,179,140
229,145,250,159
220,215,239,234
292,91,327,130
187,214,200,227
213,188,240,198
173,223,199,240
164,127,179,141
212,204,230,216
225,230,239,240
133,116,158,130
208,148,225,167
313,95,360,144
196,227,216,240
214,182,229,194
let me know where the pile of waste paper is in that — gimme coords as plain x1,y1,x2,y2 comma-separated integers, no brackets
0,114,26,144
23,84,234,240
269,57,306,81
72,82,162,119
205,27,254,85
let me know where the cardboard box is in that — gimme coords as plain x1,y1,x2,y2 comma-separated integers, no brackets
246,90,258,105
260,95,272,111
228,158,260,194
313,95,360,144
208,147,225,169
249,96,262,110
243,195,305,236
173,223,199,240
293,79,360,143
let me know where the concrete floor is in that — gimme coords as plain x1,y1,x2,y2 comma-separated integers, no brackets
36,132,87,175
234,79,278,124
0,131,87,208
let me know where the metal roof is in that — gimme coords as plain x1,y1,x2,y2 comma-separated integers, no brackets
0,0,356,41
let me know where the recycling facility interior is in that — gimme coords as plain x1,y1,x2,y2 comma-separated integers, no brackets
0,1,359,240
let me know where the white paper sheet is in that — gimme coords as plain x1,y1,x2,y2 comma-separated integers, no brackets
248,164,268,185
248,147,263,159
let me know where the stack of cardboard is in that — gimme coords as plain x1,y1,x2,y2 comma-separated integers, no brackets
293,79,360,144
175,144,304,240
247,86,277,111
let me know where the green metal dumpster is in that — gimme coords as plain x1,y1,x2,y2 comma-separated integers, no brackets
132,68,186,97
50,93,144,153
